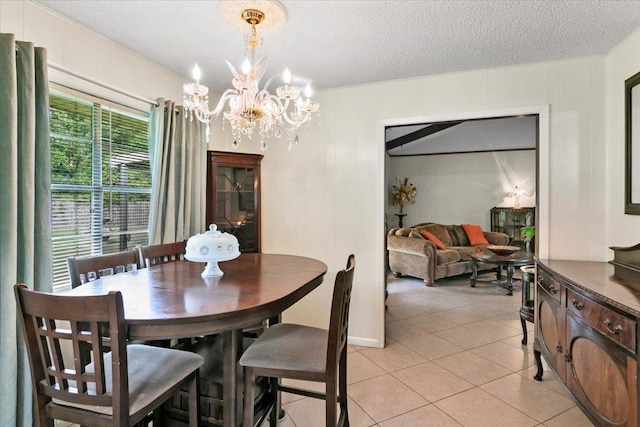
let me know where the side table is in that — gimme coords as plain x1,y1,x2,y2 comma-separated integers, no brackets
394,213,407,228
519,265,535,345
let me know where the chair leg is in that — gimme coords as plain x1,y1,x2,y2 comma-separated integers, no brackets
243,367,255,427
326,377,338,427
188,371,201,427
338,351,349,427
269,376,280,427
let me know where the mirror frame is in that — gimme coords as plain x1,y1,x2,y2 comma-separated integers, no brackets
626,70,640,214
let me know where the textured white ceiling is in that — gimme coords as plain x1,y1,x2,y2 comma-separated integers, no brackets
36,0,640,93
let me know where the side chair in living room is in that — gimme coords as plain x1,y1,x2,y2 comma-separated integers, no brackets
66,249,142,288
138,240,186,268
240,254,356,427
14,284,203,427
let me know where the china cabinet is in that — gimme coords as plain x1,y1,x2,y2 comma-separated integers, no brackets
490,207,535,250
206,151,263,253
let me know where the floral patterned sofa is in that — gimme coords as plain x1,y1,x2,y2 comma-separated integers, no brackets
387,222,509,285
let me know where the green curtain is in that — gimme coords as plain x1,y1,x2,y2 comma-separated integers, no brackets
0,33,53,426
148,99,207,244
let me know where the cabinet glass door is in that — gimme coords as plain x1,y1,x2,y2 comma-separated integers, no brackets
216,166,256,251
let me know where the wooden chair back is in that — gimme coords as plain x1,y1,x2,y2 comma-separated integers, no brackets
138,240,186,268
67,249,141,288
326,254,356,373
14,284,130,424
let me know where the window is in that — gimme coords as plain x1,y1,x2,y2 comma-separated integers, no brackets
49,90,151,287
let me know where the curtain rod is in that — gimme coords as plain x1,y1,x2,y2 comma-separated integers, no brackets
48,62,159,107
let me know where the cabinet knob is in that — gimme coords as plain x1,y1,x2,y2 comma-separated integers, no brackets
604,318,623,335
571,298,584,310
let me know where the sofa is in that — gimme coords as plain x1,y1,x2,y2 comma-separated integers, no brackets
387,222,509,285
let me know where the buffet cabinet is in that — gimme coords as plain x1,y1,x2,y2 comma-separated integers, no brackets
206,151,263,253
535,260,639,426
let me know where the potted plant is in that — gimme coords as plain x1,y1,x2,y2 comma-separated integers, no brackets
521,225,535,253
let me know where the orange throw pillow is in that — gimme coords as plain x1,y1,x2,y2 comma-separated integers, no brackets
461,224,489,246
420,230,446,250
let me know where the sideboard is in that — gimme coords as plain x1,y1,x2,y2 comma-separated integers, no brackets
535,259,640,426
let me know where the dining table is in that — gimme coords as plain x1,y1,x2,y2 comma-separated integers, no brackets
60,252,328,427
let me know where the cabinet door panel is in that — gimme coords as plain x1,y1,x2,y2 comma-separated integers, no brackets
568,316,637,427
536,289,564,379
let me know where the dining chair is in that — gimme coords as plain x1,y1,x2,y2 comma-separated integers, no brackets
240,255,356,427
14,284,204,427
67,249,142,288
138,240,186,268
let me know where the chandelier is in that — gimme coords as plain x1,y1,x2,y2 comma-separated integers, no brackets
182,0,320,151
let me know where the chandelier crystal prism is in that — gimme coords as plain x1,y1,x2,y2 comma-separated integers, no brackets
182,0,320,151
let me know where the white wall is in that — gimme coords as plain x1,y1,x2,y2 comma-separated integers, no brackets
606,27,640,256
387,150,536,230
244,56,607,347
0,0,187,107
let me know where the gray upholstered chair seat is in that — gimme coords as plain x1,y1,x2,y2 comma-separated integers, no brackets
240,323,328,374
54,344,204,416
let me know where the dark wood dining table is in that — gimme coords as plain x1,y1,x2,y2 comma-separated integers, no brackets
61,253,327,427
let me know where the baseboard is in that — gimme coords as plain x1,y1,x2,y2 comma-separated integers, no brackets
347,336,381,348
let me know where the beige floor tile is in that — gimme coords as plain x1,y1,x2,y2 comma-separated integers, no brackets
435,388,538,427
385,319,430,342
392,362,473,402
493,312,535,331
359,340,427,372
385,302,430,322
415,295,474,313
386,289,430,306
434,351,512,386
348,374,428,423
464,318,523,340
480,373,575,422
284,396,375,427
396,332,464,360
501,334,535,352
517,365,567,395
347,351,386,385
433,325,498,349
543,407,595,426
280,378,324,404
347,345,358,353
471,341,534,372
403,313,458,333
378,404,462,426
430,305,492,325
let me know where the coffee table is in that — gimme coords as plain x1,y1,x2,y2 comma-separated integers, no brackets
470,250,534,295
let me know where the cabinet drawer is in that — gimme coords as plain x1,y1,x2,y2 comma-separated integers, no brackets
567,289,636,353
537,269,562,302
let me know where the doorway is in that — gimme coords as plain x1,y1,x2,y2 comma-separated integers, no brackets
379,105,549,343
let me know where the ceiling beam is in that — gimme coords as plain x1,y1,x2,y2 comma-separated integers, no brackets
386,121,462,151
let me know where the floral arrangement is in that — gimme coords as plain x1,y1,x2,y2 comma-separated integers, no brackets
391,178,417,213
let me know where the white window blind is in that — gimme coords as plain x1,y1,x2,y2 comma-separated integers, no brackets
49,89,151,288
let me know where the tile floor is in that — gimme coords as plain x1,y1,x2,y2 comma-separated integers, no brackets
276,273,595,427
58,272,595,426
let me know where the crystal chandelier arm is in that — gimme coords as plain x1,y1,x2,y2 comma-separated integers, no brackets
211,88,241,116
281,109,311,126
225,60,239,79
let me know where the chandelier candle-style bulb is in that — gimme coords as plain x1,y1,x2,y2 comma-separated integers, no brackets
242,58,252,75
182,0,320,150
305,83,312,98
192,64,201,82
